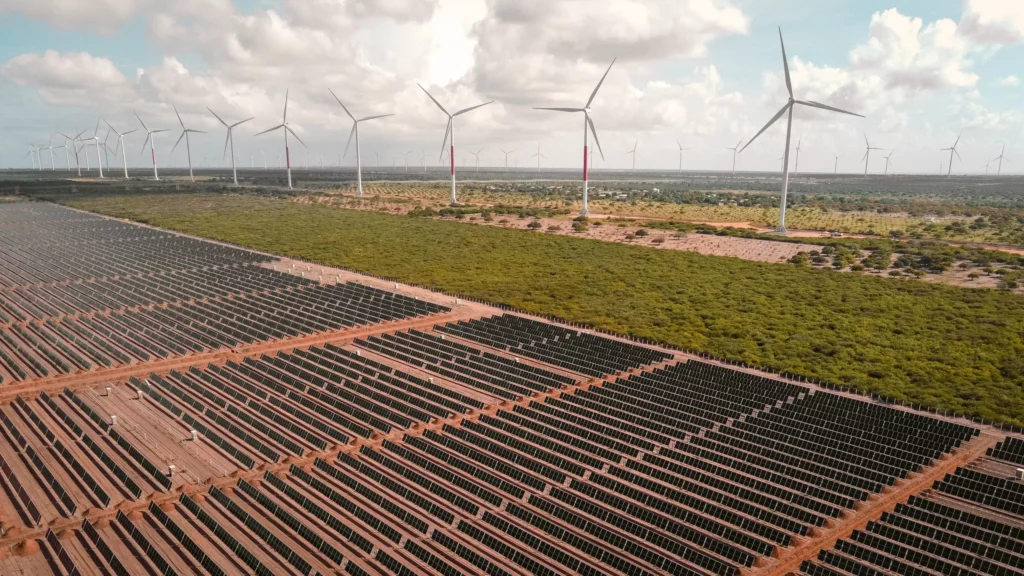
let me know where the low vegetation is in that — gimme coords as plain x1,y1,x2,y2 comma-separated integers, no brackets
59,191,1024,425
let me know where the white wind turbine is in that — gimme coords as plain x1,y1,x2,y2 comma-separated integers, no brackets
676,140,689,172
833,153,840,174
862,135,883,176
529,144,546,172
883,150,894,176
994,145,1010,175
941,133,962,178
255,90,305,190
42,137,62,170
739,28,863,233
418,83,493,205
87,120,105,178
627,139,638,171
329,89,393,197
208,107,253,186
402,150,412,172
104,121,137,180
24,145,37,170
421,149,427,172
470,148,483,171
135,112,168,180
171,106,205,182
533,59,614,216
500,148,514,171
793,138,802,174
984,160,991,175
58,130,85,175
727,138,743,174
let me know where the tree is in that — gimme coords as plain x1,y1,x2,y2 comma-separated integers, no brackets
635,229,648,238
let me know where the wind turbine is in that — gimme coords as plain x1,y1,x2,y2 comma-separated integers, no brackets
727,138,743,174
402,150,412,172
135,112,167,180
170,106,205,182
984,160,991,175
833,154,840,174
58,130,85,175
941,133,962,178
533,59,615,216
500,148,514,171
329,89,393,197
994,145,1010,175
883,150,894,176
418,83,493,205
739,27,863,233
42,137,61,170
105,121,137,180
627,139,638,171
862,136,883,176
87,120,105,178
208,107,253,186
793,138,802,174
421,149,427,172
529,144,546,172
470,148,483,171
676,140,689,172
24,146,37,170
255,90,305,190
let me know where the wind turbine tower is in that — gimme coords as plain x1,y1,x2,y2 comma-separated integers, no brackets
883,150,894,176
470,148,483,171
739,28,863,234
833,154,840,174
994,144,1010,176
627,139,638,171
135,112,167,180
171,105,204,182
500,148,514,171
208,107,253,186
794,138,802,174
727,138,743,174
255,90,305,190
676,140,689,172
862,135,882,177
87,120,105,178
329,89,393,196
105,121,137,180
529,144,546,172
533,58,614,216
402,150,412,172
941,133,962,178
418,83,493,205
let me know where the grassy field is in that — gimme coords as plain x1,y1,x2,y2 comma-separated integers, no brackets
64,192,1024,425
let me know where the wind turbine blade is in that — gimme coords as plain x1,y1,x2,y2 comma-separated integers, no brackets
207,107,229,127
864,133,869,147
103,120,120,137
285,126,306,147
358,114,394,122
779,28,793,98
230,117,254,128
438,118,452,160
954,149,962,161
283,89,289,122
153,129,170,134
454,101,493,116
223,133,230,159
187,129,206,134
343,124,356,158
797,100,864,118
174,105,185,128
140,133,151,155
677,139,682,150
328,88,356,121
254,125,283,137
953,132,961,148
533,107,583,112
417,83,450,116
134,111,149,132
172,130,186,151
123,129,138,135
739,102,791,153
586,114,605,161
586,58,617,108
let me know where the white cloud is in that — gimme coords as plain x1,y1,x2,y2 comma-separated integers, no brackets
1,51,135,107
0,0,139,34
999,75,1021,87
960,0,1024,45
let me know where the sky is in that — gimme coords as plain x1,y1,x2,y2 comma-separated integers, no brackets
1,0,1022,175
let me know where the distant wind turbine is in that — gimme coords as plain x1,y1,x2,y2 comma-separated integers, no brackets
676,140,689,172
418,83,493,205
793,138,802,174
833,153,840,174
529,144,546,172
171,105,204,182
105,121,137,180
42,136,61,170
984,160,991,175
739,27,863,233
500,148,514,171
87,120,105,178
24,145,36,170
941,133,962,178
402,150,412,172
533,58,614,216
470,148,483,171
58,130,85,175
862,135,883,177
255,90,305,190
993,144,1010,176
883,150,894,176
727,138,742,174
208,107,253,186
329,89,393,196
135,112,167,180
627,139,638,171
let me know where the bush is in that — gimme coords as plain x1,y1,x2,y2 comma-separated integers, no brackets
635,229,648,238
547,225,562,232
571,221,588,233
850,264,865,272
651,236,666,245
624,233,636,241
527,220,542,230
